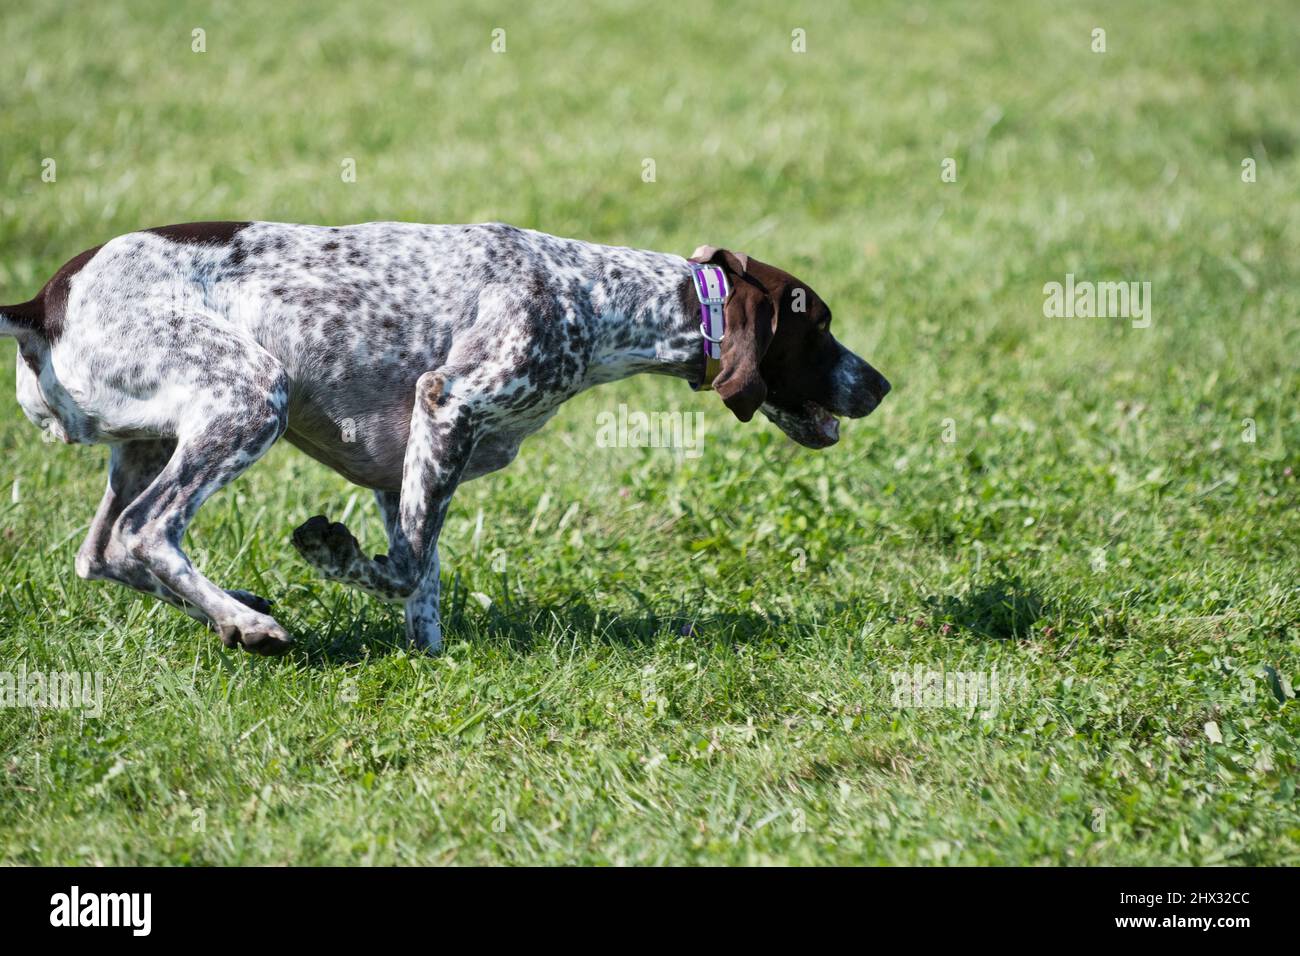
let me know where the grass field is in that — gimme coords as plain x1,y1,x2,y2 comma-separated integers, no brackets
1,0,1297,865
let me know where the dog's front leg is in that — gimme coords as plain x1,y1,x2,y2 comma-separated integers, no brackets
374,489,442,651
293,370,471,652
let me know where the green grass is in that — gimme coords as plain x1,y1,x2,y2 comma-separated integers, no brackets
1,0,1297,865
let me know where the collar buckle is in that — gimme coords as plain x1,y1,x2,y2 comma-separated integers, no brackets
693,269,729,306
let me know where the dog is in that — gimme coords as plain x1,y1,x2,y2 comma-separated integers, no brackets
1,222,890,654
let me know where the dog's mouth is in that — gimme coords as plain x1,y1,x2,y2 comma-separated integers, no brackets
761,401,841,448
806,403,840,447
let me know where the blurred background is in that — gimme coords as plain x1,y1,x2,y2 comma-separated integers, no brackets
4,0,1294,588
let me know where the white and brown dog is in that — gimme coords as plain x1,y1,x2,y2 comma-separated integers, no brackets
2,222,890,654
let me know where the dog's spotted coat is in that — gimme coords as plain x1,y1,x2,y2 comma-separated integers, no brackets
2,222,890,654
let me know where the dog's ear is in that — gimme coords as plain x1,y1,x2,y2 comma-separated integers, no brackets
690,245,749,274
689,246,774,422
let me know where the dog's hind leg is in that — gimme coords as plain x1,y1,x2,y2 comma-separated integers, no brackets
293,370,469,652
76,439,275,622
111,370,293,655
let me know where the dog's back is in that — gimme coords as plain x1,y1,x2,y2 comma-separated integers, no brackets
1,220,680,473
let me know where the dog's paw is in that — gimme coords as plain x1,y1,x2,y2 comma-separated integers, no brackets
218,617,294,656
291,514,365,578
227,589,274,615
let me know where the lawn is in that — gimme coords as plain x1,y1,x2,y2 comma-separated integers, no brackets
0,0,1296,864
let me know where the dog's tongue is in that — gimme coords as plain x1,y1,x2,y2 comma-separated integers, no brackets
815,407,839,442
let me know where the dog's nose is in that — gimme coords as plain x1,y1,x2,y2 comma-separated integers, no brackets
876,374,891,399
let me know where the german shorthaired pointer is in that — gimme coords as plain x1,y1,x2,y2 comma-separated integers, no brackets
2,222,890,654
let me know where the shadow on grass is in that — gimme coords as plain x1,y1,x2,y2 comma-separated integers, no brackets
258,569,1058,667
922,573,1048,641
289,582,789,667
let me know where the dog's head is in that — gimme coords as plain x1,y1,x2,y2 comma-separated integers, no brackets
690,246,890,448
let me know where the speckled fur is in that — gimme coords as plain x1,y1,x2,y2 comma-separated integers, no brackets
2,221,889,654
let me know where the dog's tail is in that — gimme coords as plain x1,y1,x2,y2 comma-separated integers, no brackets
0,297,44,338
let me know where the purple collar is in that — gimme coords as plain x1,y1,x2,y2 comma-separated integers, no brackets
689,264,728,391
